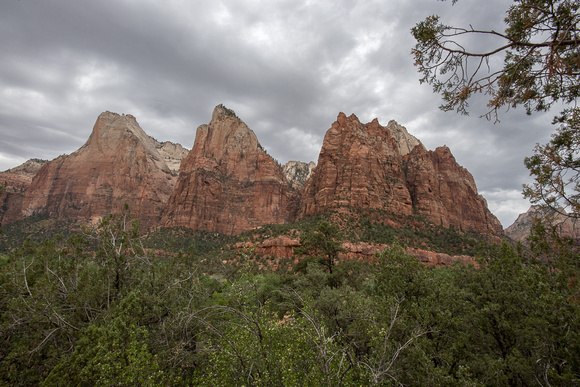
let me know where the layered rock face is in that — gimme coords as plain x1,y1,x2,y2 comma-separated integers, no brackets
506,206,580,244
301,113,502,235
5,106,502,238
301,113,414,217
162,105,298,235
21,112,178,229
0,159,47,225
404,146,503,234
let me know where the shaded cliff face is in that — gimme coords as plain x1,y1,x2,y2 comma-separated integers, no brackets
21,112,178,229
0,159,47,225
162,105,297,235
301,113,414,217
404,145,503,235
301,113,502,235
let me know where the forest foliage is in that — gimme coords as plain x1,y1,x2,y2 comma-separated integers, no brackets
0,207,579,386
412,0,580,218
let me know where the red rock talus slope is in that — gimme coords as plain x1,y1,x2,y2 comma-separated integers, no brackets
162,105,298,235
301,113,503,235
21,112,178,229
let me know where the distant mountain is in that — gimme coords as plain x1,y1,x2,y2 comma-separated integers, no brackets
283,161,316,187
505,206,580,244
2,104,502,239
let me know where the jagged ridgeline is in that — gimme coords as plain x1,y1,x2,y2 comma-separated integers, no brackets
1,104,501,238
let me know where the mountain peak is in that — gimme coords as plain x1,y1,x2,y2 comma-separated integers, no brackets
163,107,297,235
212,104,240,122
21,112,180,229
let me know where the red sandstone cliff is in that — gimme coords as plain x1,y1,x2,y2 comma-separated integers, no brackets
6,107,503,238
404,145,503,235
301,113,414,217
20,112,179,229
301,113,502,235
0,159,47,225
162,105,298,235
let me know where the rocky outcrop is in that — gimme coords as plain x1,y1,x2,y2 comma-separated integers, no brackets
0,159,47,225
301,113,414,217
235,235,301,258
300,113,502,235
155,141,189,174
21,112,178,229
283,161,316,187
386,120,422,156
4,158,48,179
162,105,298,235
505,206,580,244
235,237,477,268
404,146,503,235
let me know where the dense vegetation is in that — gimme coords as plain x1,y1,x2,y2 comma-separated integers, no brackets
0,207,578,385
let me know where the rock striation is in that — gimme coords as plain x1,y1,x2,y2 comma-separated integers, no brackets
4,106,503,238
301,113,414,217
404,145,503,234
162,105,298,235
21,112,179,229
301,113,502,235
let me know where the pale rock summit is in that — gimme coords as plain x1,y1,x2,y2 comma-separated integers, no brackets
155,141,189,174
5,158,48,177
386,120,424,156
283,161,316,187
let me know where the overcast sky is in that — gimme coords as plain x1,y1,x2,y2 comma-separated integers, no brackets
0,0,557,228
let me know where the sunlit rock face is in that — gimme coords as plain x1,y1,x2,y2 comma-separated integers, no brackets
162,105,298,235
21,112,179,229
